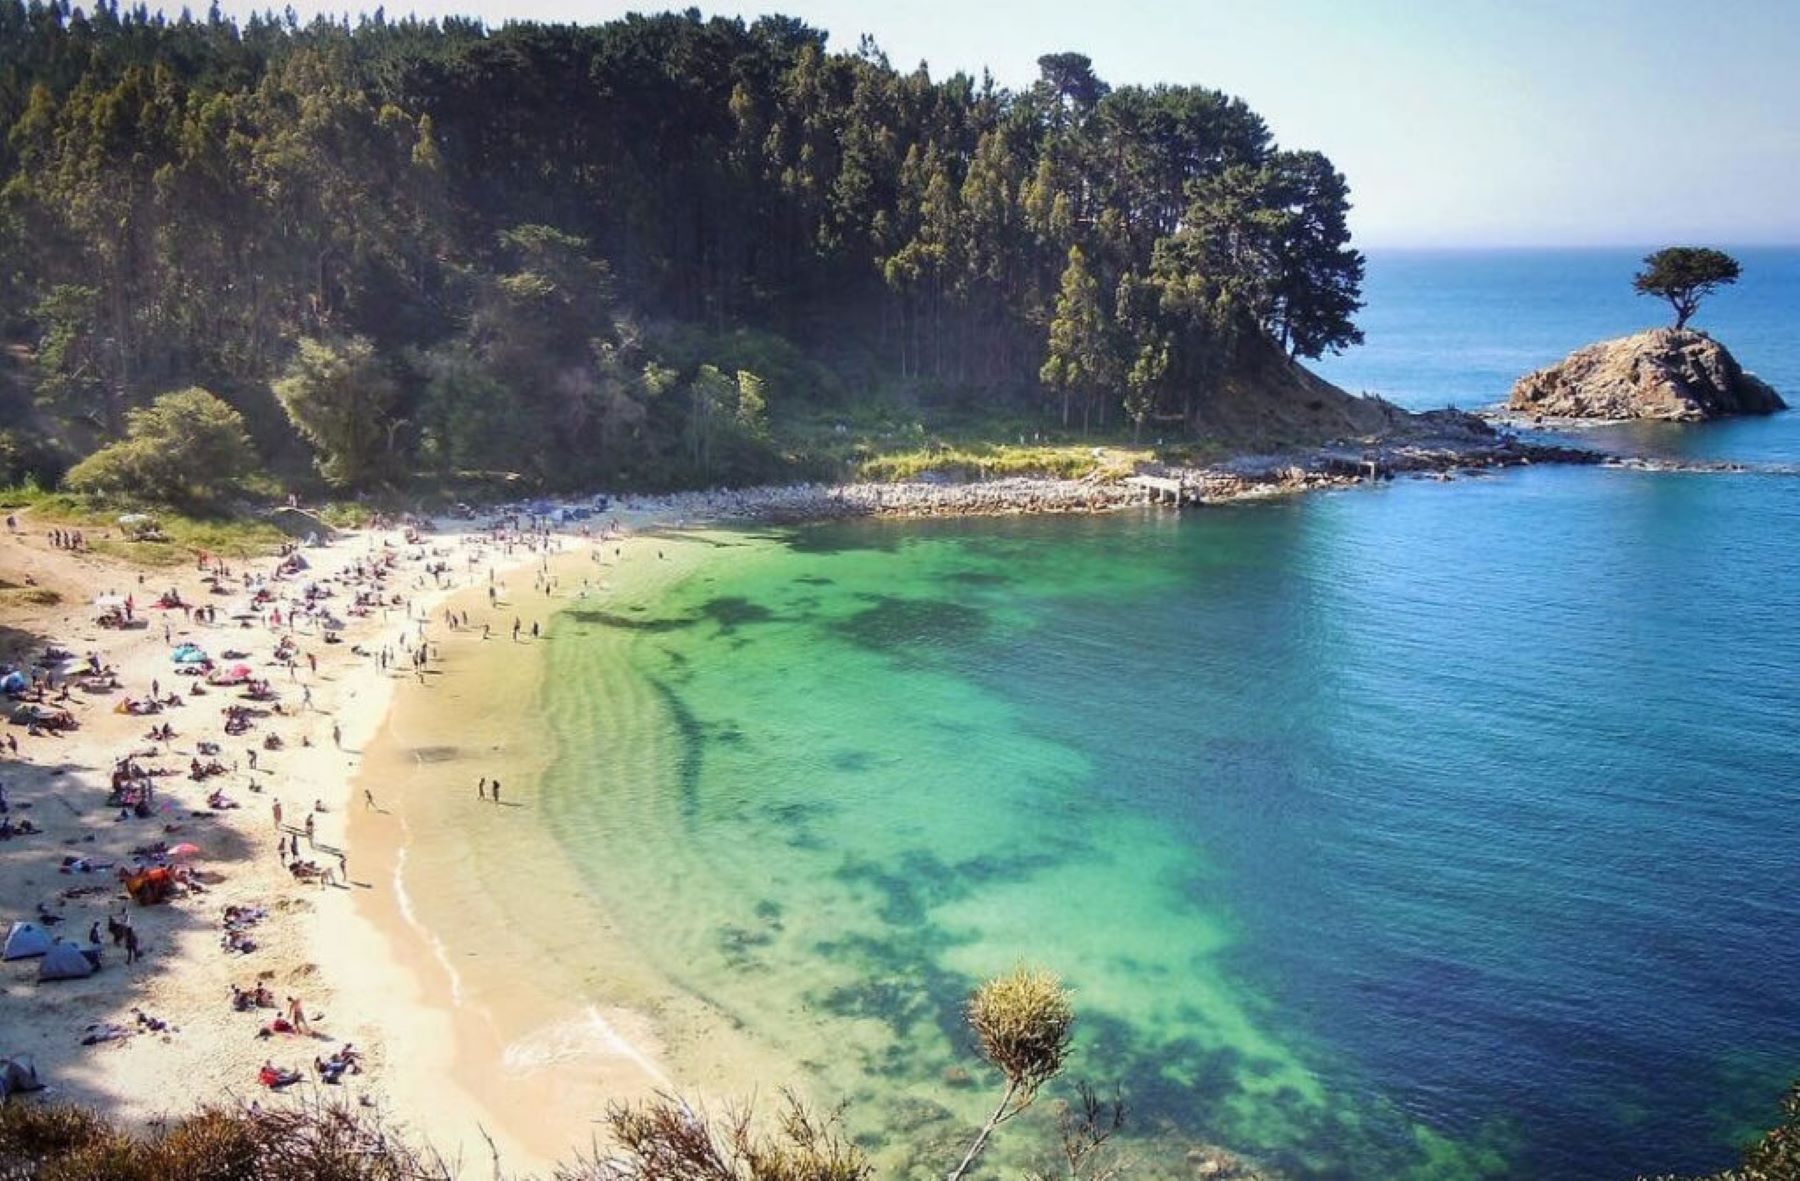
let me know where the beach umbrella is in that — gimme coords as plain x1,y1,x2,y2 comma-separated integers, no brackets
167,843,201,860
0,671,26,694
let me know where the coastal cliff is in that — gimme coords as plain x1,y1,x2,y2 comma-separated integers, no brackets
1508,328,1786,421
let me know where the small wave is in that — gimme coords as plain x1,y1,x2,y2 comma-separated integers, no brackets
501,1005,671,1087
390,827,466,1007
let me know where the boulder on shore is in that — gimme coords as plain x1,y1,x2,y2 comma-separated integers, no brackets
1508,328,1785,421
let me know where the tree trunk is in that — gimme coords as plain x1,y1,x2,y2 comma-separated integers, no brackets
947,1079,1020,1181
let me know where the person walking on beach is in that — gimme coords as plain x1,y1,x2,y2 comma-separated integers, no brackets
333,722,342,748
272,799,283,829
124,925,141,965
492,780,501,805
478,777,487,800
304,814,315,848
364,788,375,809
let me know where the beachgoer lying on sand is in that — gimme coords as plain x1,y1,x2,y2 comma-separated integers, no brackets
82,1023,132,1045
258,1060,302,1088
132,1007,173,1033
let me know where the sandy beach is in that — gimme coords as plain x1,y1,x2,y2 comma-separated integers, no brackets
339,527,817,1173
0,507,663,1174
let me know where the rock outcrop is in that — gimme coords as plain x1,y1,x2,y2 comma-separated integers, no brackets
1509,328,1785,421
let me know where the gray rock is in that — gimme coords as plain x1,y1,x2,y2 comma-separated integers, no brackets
1509,328,1785,421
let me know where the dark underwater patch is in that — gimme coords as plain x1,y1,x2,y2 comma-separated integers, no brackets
565,608,695,633
834,595,989,653
943,569,1011,587
644,676,704,824
699,595,775,628
786,525,903,555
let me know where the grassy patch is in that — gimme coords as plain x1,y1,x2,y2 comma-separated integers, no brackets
0,485,287,560
853,443,1152,483
0,584,62,606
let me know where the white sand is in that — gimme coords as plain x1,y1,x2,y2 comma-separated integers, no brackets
0,509,665,1173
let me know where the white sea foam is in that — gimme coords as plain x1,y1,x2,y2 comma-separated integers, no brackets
390,821,466,1007
501,1005,670,1087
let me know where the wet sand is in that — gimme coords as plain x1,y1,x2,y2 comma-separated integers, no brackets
345,529,802,1173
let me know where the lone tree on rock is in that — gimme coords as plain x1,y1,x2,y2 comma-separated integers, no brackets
1633,247,1741,330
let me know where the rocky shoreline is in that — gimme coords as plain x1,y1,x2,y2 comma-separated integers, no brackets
609,414,1604,526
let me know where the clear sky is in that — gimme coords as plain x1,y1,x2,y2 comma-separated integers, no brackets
176,0,1800,248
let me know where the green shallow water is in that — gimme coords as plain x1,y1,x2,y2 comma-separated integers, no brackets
538,516,1392,1178
533,469,1800,1180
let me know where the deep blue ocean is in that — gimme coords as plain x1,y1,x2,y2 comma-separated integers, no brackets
542,248,1800,1181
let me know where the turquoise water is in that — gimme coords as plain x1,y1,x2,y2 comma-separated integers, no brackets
539,251,1800,1180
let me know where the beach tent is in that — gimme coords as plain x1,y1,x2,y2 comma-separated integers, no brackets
2,922,53,960
207,664,253,686
171,644,209,665
37,942,95,981
0,1054,44,1102
0,671,26,695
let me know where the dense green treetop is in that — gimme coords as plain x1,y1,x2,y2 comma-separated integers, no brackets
0,0,1366,493
1632,247,1741,330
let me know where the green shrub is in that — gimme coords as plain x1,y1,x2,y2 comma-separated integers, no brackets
63,388,256,506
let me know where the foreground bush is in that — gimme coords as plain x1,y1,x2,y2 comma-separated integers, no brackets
0,1097,454,1181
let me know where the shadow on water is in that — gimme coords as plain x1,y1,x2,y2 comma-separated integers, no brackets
696,596,777,632
565,608,696,633
568,595,790,637
940,569,1012,587
833,595,988,655
644,677,704,825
